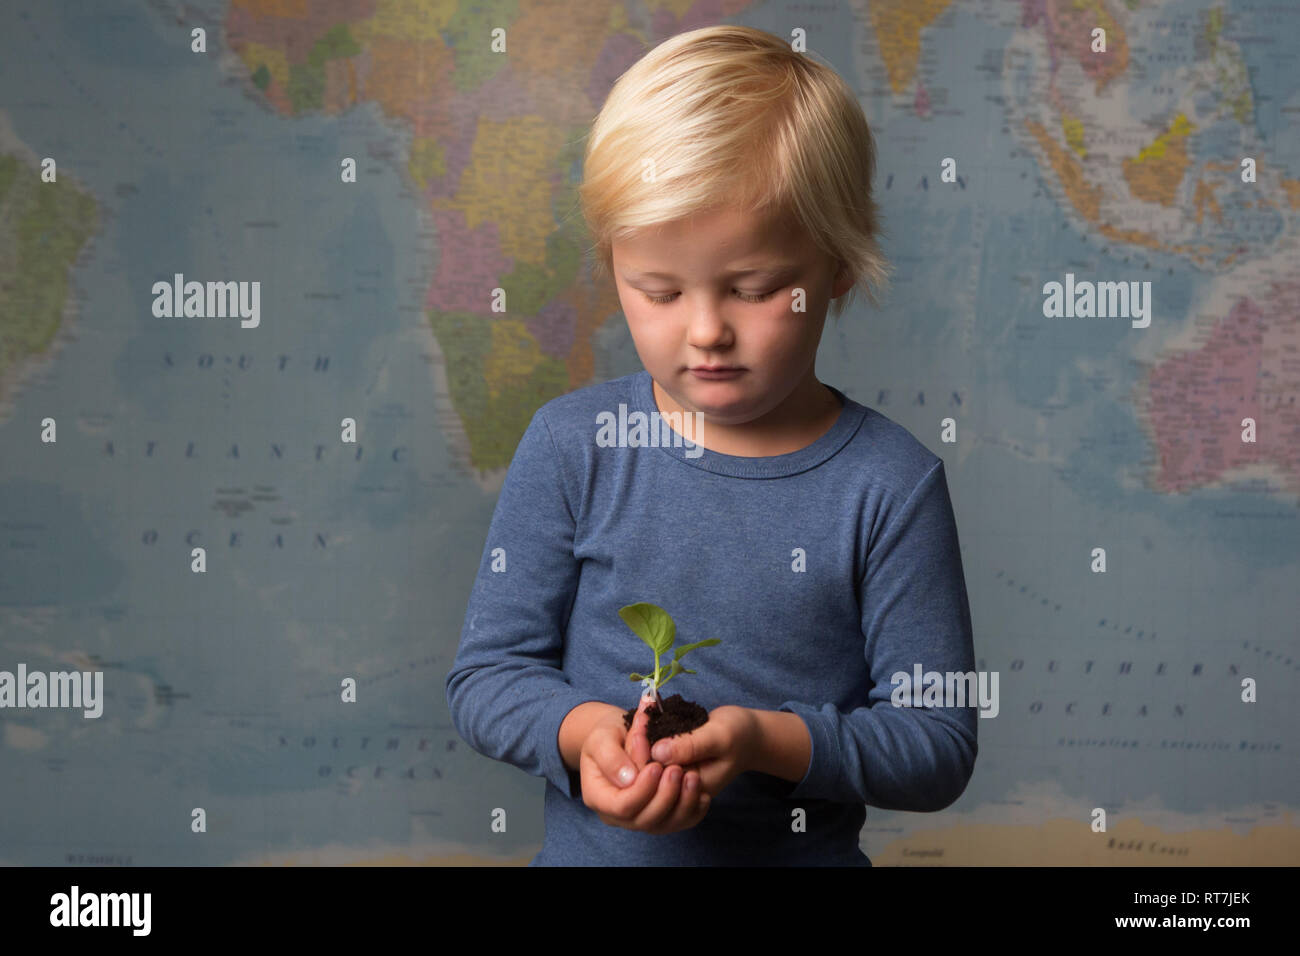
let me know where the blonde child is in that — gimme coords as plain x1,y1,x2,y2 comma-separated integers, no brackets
446,24,976,865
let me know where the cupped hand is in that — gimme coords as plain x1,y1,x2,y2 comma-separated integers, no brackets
577,694,711,834
641,704,758,801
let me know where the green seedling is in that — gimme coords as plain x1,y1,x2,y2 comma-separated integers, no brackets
619,602,720,704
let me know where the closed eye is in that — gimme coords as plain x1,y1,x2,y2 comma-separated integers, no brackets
644,289,777,305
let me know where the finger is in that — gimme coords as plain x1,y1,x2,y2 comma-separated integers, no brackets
624,695,656,769
654,766,704,834
697,791,712,821
680,765,714,827
583,752,661,822
652,726,711,767
597,719,643,786
607,761,664,821
686,759,724,800
630,761,685,832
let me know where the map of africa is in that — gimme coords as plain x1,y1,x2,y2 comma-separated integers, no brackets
0,0,1296,865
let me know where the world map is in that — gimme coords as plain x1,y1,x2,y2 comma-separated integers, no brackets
0,0,1296,865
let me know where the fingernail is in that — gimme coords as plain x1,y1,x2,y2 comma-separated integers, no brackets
617,766,634,786
651,742,669,761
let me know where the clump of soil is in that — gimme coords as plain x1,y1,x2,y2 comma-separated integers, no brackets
622,694,709,746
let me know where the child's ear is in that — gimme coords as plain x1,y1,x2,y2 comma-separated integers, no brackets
831,261,854,298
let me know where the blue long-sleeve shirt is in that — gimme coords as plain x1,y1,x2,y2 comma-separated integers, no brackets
445,369,977,865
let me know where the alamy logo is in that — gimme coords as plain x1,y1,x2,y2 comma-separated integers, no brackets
595,403,705,459
49,886,150,936
151,273,260,328
1042,273,1151,328
0,664,103,718
891,664,999,718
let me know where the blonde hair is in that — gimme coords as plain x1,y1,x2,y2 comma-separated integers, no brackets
575,25,889,319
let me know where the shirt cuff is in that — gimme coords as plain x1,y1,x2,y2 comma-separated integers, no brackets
540,692,607,800
778,701,840,802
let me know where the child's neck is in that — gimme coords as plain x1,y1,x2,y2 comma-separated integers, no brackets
651,376,842,458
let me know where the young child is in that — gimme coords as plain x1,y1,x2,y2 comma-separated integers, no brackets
445,24,976,866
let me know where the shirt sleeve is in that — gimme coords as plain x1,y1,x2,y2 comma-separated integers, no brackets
444,408,604,801
778,459,978,811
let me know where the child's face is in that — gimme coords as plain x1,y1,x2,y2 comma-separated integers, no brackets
611,204,852,429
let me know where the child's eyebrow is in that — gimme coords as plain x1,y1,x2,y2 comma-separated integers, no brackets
623,265,797,281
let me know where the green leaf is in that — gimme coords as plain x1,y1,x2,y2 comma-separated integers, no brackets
672,638,720,661
629,673,647,681
619,603,675,655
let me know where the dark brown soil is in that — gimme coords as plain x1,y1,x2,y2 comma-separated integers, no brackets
622,694,709,746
